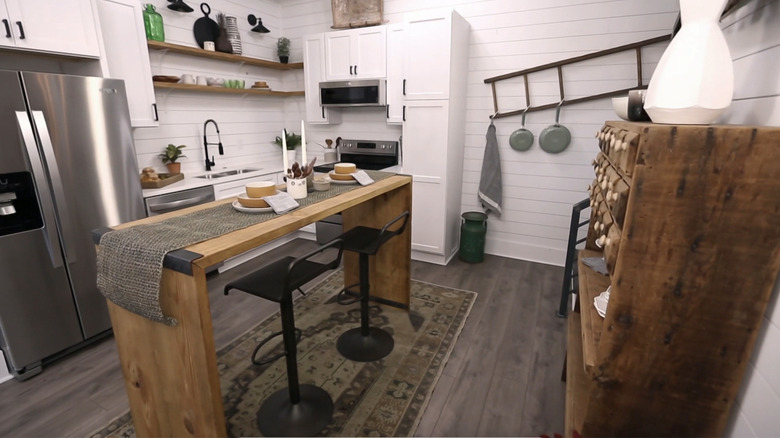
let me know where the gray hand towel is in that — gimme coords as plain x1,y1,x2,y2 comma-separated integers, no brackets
478,121,503,216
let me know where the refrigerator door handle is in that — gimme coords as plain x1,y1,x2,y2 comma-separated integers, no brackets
31,111,78,265
15,111,65,268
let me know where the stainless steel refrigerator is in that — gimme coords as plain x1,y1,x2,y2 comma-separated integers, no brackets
0,71,145,380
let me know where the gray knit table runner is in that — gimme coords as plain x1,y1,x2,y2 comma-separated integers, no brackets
97,171,393,326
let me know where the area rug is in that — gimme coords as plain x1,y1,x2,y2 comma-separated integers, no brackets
90,271,476,437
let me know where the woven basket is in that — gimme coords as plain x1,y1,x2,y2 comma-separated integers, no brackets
331,0,383,29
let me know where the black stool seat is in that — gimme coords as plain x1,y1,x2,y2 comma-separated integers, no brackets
226,256,335,303
223,238,343,437
336,211,410,362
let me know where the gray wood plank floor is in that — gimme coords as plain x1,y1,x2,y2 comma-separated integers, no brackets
0,239,566,437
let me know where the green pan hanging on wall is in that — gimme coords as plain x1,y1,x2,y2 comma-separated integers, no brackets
539,100,571,154
509,107,534,151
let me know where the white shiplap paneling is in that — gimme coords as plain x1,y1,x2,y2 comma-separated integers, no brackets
718,1,780,436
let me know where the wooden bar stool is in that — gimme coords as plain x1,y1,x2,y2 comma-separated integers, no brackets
336,211,410,362
223,238,343,437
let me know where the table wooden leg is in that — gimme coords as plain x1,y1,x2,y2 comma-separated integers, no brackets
341,182,412,308
107,265,226,437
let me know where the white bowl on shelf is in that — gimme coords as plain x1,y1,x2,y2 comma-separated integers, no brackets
612,96,629,121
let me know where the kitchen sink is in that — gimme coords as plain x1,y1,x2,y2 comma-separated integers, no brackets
195,168,261,179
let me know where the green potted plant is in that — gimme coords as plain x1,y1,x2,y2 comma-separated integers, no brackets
274,130,301,150
159,144,186,174
277,37,290,63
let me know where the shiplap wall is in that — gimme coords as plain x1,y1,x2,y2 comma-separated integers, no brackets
276,0,679,266
134,0,307,176
717,1,780,436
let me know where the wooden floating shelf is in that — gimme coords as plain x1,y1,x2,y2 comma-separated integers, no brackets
152,81,304,97
147,40,304,70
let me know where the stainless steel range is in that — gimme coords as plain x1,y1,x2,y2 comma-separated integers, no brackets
314,138,400,243
313,138,399,172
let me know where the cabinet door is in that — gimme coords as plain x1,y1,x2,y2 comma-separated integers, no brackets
97,0,158,127
385,24,405,124
324,27,386,80
303,33,341,125
352,26,386,78
4,0,100,57
403,100,449,255
404,11,451,100
0,2,14,49
324,31,353,80
402,100,449,178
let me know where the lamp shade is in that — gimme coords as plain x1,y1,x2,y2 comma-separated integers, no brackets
248,14,270,33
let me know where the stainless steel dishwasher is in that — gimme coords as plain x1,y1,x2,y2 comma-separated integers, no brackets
144,185,215,217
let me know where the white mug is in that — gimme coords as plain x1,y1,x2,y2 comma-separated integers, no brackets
203,41,215,51
180,74,195,84
286,178,307,200
196,75,208,86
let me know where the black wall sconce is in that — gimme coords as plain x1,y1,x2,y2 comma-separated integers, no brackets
247,14,270,33
167,0,194,12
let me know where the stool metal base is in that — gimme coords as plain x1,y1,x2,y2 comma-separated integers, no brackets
257,384,333,437
337,327,394,362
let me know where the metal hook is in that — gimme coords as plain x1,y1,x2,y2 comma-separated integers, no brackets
521,106,530,126
554,99,565,124
490,110,499,120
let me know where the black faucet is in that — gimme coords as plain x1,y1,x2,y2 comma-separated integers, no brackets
203,119,224,171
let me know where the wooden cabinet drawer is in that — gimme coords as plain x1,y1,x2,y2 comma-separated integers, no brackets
597,125,640,177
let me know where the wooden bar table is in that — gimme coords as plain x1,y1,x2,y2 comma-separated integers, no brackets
98,175,412,437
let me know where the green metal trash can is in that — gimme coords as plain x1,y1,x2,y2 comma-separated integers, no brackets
459,211,488,263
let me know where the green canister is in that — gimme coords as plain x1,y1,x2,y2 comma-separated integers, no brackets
459,211,488,263
142,4,165,42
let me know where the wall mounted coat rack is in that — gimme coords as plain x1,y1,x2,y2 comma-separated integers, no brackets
483,35,671,120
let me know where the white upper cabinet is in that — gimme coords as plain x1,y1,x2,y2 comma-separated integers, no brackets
403,10,456,100
96,0,158,127
303,33,341,124
324,26,386,80
1,0,100,58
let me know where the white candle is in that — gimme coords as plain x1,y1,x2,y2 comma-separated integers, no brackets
301,120,307,164
282,129,289,173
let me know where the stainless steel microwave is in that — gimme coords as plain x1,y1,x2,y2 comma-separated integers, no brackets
319,79,386,107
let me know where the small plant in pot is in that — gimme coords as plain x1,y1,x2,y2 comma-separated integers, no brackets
159,144,186,174
277,37,290,64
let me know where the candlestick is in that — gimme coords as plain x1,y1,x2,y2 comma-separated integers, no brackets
282,129,288,174
301,120,307,164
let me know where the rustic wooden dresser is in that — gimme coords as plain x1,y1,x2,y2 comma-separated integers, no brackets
566,121,780,436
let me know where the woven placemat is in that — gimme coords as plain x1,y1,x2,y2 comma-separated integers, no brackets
96,171,393,325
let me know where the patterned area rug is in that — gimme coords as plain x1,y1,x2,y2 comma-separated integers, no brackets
90,271,476,437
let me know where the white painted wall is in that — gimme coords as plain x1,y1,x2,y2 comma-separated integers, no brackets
716,1,780,436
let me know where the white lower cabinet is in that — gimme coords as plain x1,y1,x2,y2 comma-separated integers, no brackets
403,100,463,264
95,0,158,127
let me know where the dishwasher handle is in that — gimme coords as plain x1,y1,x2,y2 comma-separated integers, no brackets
148,193,213,213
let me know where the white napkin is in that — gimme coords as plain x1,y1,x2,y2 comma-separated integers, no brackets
262,191,299,214
353,170,374,185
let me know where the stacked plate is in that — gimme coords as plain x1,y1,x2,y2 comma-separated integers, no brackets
225,16,242,55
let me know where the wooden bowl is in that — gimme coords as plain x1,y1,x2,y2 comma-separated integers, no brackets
237,194,269,208
245,181,276,198
329,171,355,181
334,163,356,174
